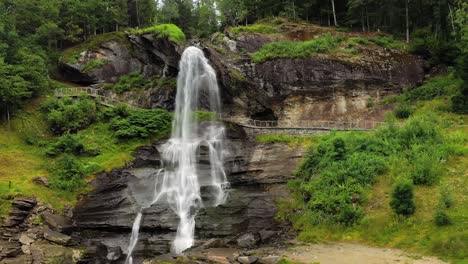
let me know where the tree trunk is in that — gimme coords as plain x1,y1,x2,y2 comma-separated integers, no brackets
448,3,455,31
361,9,365,32
136,0,141,28
366,5,370,31
6,104,10,130
331,0,338,27
405,0,410,43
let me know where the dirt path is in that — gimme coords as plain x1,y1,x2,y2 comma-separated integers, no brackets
281,242,447,264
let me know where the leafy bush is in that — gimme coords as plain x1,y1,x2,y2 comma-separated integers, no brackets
46,133,99,157
49,155,86,191
252,34,343,63
41,97,97,135
131,24,185,44
229,23,279,36
403,74,462,102
103,72,147,93
394,104,413,119
439,184,453,208
110,109,172,139
293,134,386,225
409,151,442,185
82,59,108,72
390,179,415,216
434,207,452,226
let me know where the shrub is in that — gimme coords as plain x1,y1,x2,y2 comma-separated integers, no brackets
403,74,462,102
394,104,413,119
131,24,185,44
252,33,343,63
46,133,99,157
390,179,415,216
41,97,97,135
82,59,108,72
440,184,453,208
409,28,459,65
293,134,386,225
49,155,86,191
434,207,452,226
105,72,147,93
110,109,172,139
409,151,442,185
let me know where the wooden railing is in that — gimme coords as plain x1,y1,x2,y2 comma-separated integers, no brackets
54,87,140,109
220,115,402,131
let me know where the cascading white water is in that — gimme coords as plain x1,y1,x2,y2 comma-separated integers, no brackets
125,46,229,264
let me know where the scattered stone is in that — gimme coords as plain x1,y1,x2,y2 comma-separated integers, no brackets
30,241,74,263
14,197,37,208
201,238,226,249
106,246,123,261
237,255,258,264
19,233,35,245
21,244,31,255
258,255,280,264
32,176,49,187
41,212,74,233
237,233,260,248
227,253,240,263
43,227,71,245
259,230,276,242
0,241,22,259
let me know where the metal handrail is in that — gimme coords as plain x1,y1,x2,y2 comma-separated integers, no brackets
54,87,140,109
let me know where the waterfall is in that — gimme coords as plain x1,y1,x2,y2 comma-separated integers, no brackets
125,46,229,263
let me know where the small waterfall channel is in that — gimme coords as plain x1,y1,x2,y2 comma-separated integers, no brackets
125,47,229,263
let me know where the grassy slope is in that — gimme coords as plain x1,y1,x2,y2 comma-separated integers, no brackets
261,96,467,262
0,95,153,218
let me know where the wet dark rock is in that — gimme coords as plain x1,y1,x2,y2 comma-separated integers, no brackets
43,227,72,246
200,238,226,249
41,212,74,234
237,233,261,248
258,230,276,243
30,241,74,263
106,246,123,261
0,241,22,259
3,197,37,227
71,136,305,260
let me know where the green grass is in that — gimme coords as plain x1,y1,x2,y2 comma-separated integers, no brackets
82,59,109,72
256,134,318,147
276,79,467,262
62,31,129,63
0,96,160,218
369,35,406,51
228,23,280,36
130,24,185,44
252,34,343,63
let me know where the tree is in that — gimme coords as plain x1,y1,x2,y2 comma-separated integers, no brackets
216,0,247,27
390,179,416,216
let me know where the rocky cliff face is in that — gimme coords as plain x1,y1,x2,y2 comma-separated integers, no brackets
60,24,425,123
70,124,305,262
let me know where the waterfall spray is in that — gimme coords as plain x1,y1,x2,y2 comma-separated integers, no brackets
125,47,228,263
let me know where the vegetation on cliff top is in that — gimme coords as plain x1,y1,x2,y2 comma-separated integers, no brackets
130,23,186,44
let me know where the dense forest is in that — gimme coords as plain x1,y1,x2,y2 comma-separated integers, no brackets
0,0,467,120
